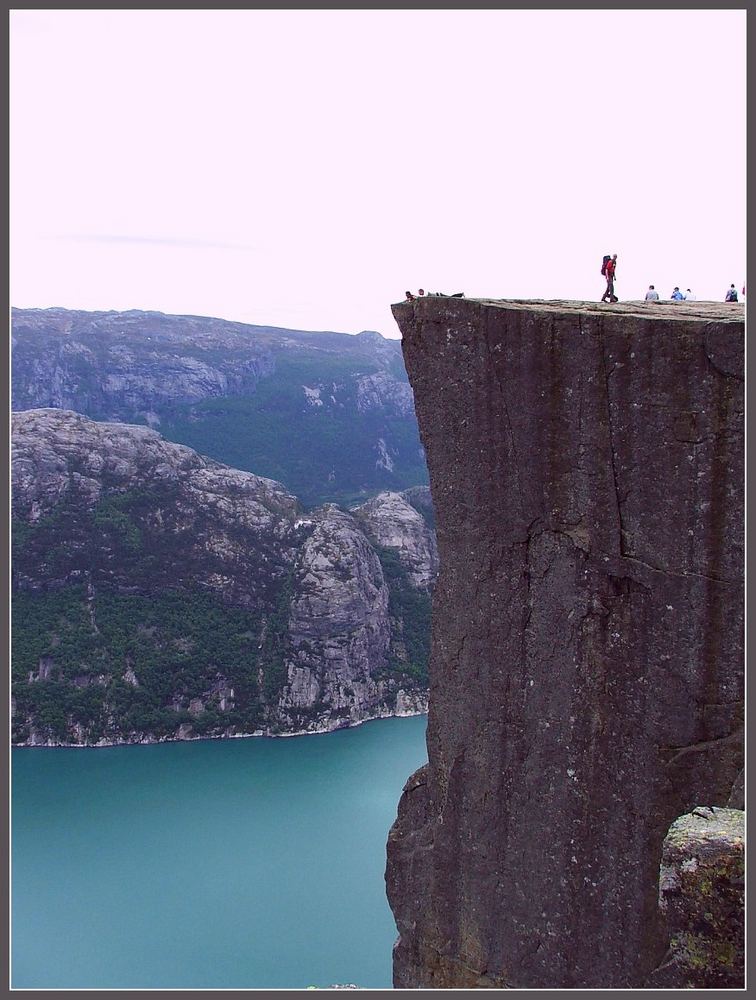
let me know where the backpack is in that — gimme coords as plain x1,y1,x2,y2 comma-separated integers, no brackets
601,255,611,276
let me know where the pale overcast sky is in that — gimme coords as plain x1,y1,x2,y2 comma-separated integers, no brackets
10,9,746,338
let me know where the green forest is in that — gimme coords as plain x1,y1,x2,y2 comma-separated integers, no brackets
159,354,428,507
12,485,431,744
12,585,271,743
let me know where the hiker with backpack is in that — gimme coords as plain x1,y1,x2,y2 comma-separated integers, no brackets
725,284,739,302
601,254,618,303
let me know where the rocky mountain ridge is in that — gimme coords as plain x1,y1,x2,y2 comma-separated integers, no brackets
11,307,427,506
12,409,435,746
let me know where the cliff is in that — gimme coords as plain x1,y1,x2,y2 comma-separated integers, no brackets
386,298,744,988
12,410,434,745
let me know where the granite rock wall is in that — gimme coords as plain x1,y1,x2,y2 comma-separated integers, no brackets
386,298,744,989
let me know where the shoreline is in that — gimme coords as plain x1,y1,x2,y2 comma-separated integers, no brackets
11,704,428,750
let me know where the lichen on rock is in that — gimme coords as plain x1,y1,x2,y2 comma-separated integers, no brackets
647,807,744,988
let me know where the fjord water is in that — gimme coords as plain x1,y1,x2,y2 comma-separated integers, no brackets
12,715,427,989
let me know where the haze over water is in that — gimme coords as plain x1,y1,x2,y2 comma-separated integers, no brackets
12,715,428,989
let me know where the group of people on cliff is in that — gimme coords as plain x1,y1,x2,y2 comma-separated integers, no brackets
645,285,696,301
602,254,743,304
405,289,465,301
645,283,742,303
402,267,743,307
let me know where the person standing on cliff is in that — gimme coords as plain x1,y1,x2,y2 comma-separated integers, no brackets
645,285,660,301
601,254,618,302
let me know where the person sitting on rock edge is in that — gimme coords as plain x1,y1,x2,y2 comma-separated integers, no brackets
645,285,660,301
671,287,684,301
725,284,739,302
405,291,415,301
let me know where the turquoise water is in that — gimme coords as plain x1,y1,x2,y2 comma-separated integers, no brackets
12,715,428,989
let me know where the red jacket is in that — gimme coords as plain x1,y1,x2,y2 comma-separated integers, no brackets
606,258,616,278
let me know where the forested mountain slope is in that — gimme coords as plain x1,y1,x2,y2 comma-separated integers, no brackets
11,308,428,506
12,409,435,745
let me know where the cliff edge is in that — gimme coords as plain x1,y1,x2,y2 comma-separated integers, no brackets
386,298,744,988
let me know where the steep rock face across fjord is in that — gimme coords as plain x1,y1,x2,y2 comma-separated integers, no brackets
385,298,744,989
11,308,427,506
11,410,433,745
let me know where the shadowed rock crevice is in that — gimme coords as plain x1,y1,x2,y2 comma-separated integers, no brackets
386,298,743,989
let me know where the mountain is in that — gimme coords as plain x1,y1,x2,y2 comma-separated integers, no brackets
12,409,434,746
11,307,428,507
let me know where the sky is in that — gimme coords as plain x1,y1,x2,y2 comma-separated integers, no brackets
10,9,747,339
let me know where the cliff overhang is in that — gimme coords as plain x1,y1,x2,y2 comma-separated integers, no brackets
386,297,744,989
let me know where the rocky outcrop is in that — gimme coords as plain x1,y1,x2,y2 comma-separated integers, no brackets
352,491,438,589
647,807,744,988
279,505,392,726
12,408,299,605
356,371,415,418
11,409,431,745
386,298,744,989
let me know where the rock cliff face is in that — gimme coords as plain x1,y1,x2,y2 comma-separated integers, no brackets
280,505,391,725
12,409,300,603
353,490,438,589
12,409,432,745
11,308,275,417
386,299,744,989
